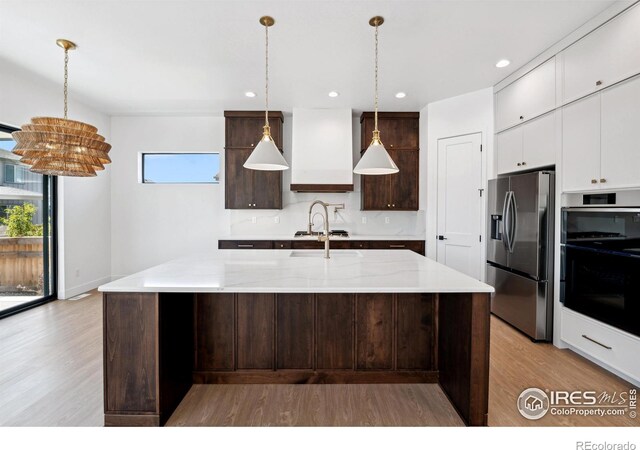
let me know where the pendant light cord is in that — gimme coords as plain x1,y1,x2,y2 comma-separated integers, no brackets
374,21,379,132
265,22,269,128
63,48,69,120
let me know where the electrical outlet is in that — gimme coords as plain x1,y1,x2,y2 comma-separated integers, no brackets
274,216,280,224
361,217,367,224
252,216,257,224
385,217,390,224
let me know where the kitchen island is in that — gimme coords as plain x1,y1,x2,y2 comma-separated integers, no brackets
99,249,494,427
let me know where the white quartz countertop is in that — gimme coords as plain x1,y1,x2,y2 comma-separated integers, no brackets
217,234,425,241
99,249,493,294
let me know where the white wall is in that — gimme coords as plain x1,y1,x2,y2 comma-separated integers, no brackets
0,58,112,299
110,114,426,276
424,88,494,275
110,116,227,277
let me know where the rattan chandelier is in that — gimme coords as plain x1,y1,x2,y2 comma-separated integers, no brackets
12,39,111,177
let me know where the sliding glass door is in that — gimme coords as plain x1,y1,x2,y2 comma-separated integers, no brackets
0,124,56,318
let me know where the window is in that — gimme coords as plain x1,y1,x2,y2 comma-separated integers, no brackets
0,124,57,319
4,164,28,184
141,153,220,184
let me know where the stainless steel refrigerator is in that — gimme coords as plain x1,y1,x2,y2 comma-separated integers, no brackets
486,171,555,341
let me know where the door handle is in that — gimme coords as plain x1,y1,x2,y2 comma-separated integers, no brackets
509,191,517,253
389,244,406,248
237,244,254,248
437,235,447,241
502,191,511,251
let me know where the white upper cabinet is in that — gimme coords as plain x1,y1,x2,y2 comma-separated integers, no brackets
522,112,556,170
600,76,640,190
562,3,640,104
563,76,640,193
497,126,523,175
562,94,601,192
497,111,556,175
495,57,556,132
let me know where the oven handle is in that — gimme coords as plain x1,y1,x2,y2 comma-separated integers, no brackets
582,334,612,350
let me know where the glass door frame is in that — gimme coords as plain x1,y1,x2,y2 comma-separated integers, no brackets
0,123,57,319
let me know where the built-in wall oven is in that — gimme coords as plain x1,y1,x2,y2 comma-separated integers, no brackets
561,208,640,338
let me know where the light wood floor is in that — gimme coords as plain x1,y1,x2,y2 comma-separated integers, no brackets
0,290,637,426
166,384,463,426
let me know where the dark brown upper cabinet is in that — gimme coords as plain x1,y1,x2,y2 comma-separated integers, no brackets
224,111,284,209
359,112,419,211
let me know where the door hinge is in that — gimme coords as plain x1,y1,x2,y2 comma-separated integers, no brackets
479,235,482,242
479,188,484,197
480,144,483,152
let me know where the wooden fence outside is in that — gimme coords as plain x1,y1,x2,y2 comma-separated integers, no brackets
0,237,43,291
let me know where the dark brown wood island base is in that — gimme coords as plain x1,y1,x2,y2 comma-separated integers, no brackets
102,291,490,427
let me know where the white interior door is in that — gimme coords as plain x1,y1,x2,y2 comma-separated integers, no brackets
437,133,483,280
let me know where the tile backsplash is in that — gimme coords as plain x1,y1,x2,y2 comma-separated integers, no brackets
226,191,426,237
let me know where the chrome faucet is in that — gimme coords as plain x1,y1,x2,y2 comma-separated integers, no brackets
308,200,332,258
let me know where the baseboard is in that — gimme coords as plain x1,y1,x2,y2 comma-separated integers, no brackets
193,370,439,384
58,275,112,300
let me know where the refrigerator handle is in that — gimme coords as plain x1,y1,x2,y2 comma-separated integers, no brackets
509,191,518,253
502,190,511,251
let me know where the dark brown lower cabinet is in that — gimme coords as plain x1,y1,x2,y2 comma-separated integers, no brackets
103,292,194,427
316,294,355,369
219,239,425,255
195,293,235,371
104,291,489,426
236,293,275,369
276,294,314,369
396,293,436,370
355,293,394,370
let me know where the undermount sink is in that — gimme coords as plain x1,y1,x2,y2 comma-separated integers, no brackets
289,250,363,258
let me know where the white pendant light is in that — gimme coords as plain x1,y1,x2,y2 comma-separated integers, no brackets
354,16,398,175
244,16,289,171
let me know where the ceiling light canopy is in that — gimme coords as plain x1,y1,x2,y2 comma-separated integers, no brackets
496,59,510,68
354,16,398,176
245,91,256,98
395,92,406,99
244,16,289,171
328,91,340,98
12,39,111,177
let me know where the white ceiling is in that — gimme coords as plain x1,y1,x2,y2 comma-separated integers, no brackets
0,0,617,115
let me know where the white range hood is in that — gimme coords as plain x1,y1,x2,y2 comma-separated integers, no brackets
290,108,354,192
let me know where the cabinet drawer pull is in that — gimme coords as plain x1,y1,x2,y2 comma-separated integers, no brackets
392,204,395,207
521,161,526,166
387,204,391,208
596,80,603,86
519,115,524,120
582,334,612,350
237,244,254,248
389,244,406,248
517,163,522,166
591,179,598,184
600,178,607,183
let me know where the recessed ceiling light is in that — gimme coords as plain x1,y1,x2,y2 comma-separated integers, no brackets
495,59,510,68
245,91,256,98
328,91,340,98
395,92,406,99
